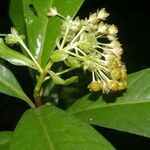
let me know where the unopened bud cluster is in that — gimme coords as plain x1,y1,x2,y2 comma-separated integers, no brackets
4,27,25,45
49,7,127,93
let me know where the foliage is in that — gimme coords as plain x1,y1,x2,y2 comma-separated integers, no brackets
0,0,149,149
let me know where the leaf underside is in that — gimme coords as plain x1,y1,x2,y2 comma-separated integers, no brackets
0,62,34,107
0,38,37,69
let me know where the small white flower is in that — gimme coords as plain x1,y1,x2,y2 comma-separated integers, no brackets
98,22,108,33
97,8,109,20
109,40,121,48
56,7,127,93
112,47,123,56
107,35,116,41
88,13,98,23
47,7,58,17
5,27,25,45
108,24,118,35
11,27,19,36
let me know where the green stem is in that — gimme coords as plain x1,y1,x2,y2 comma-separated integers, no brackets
19,40,43,73
33,60,52,107
56,67,76,75
70,27,85,45
45,60,52,70
34,71,45,107
0,34,8,36
60,23,70,49
57,14,66,20
66,51,84,60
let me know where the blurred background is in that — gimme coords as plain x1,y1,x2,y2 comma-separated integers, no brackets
0,0,150,149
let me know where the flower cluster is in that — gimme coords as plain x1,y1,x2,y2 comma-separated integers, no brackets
48,8,127,93
4,27,25,45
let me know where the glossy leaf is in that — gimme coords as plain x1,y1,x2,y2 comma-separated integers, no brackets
10,105,115,150
0,62,35,107
23,0,84,67
0,131,12,150
67,68,150,137
0,39,37,70
9,0,25,34
10,0,84,67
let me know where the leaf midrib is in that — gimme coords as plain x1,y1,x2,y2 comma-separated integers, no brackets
34,109,55,150
127,70,147,88
38,0,54,66
69,99,150,115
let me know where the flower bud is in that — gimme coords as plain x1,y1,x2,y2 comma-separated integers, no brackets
120,65,127,79
110,40,121,48
11,27,19,35
4,27,24,45
47,7,58,17
64,56,81,68
107,35,116,41
108,80,118,91
70,17,81,33
98,22,108,33
105,54,116,61
112,47,123,56
105,55,119,69
50,50,68,62
111,68,122,80
118,80,127,90
5,34,19,45
108,24,118,35
97,8,109,20
88,81,102,92
89,13,98,23
79,33,97,53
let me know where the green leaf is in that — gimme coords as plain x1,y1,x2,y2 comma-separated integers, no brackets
0,131,12,150
0,62,35,108
10,105,115,150
9,0,84,67
49,70,78,86
23,0,84,67
9,0,25,34
0,39,37,70
64,76,78,85
49,70,65,85
67,68,150,137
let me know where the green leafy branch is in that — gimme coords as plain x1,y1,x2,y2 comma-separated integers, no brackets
0,0,150,149
0,5,127,108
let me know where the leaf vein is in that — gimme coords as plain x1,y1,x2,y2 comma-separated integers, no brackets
69,99,150,115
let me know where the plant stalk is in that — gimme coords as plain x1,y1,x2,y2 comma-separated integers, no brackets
33,61,52,107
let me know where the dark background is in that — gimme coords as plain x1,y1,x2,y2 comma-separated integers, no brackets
0,0,150,149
